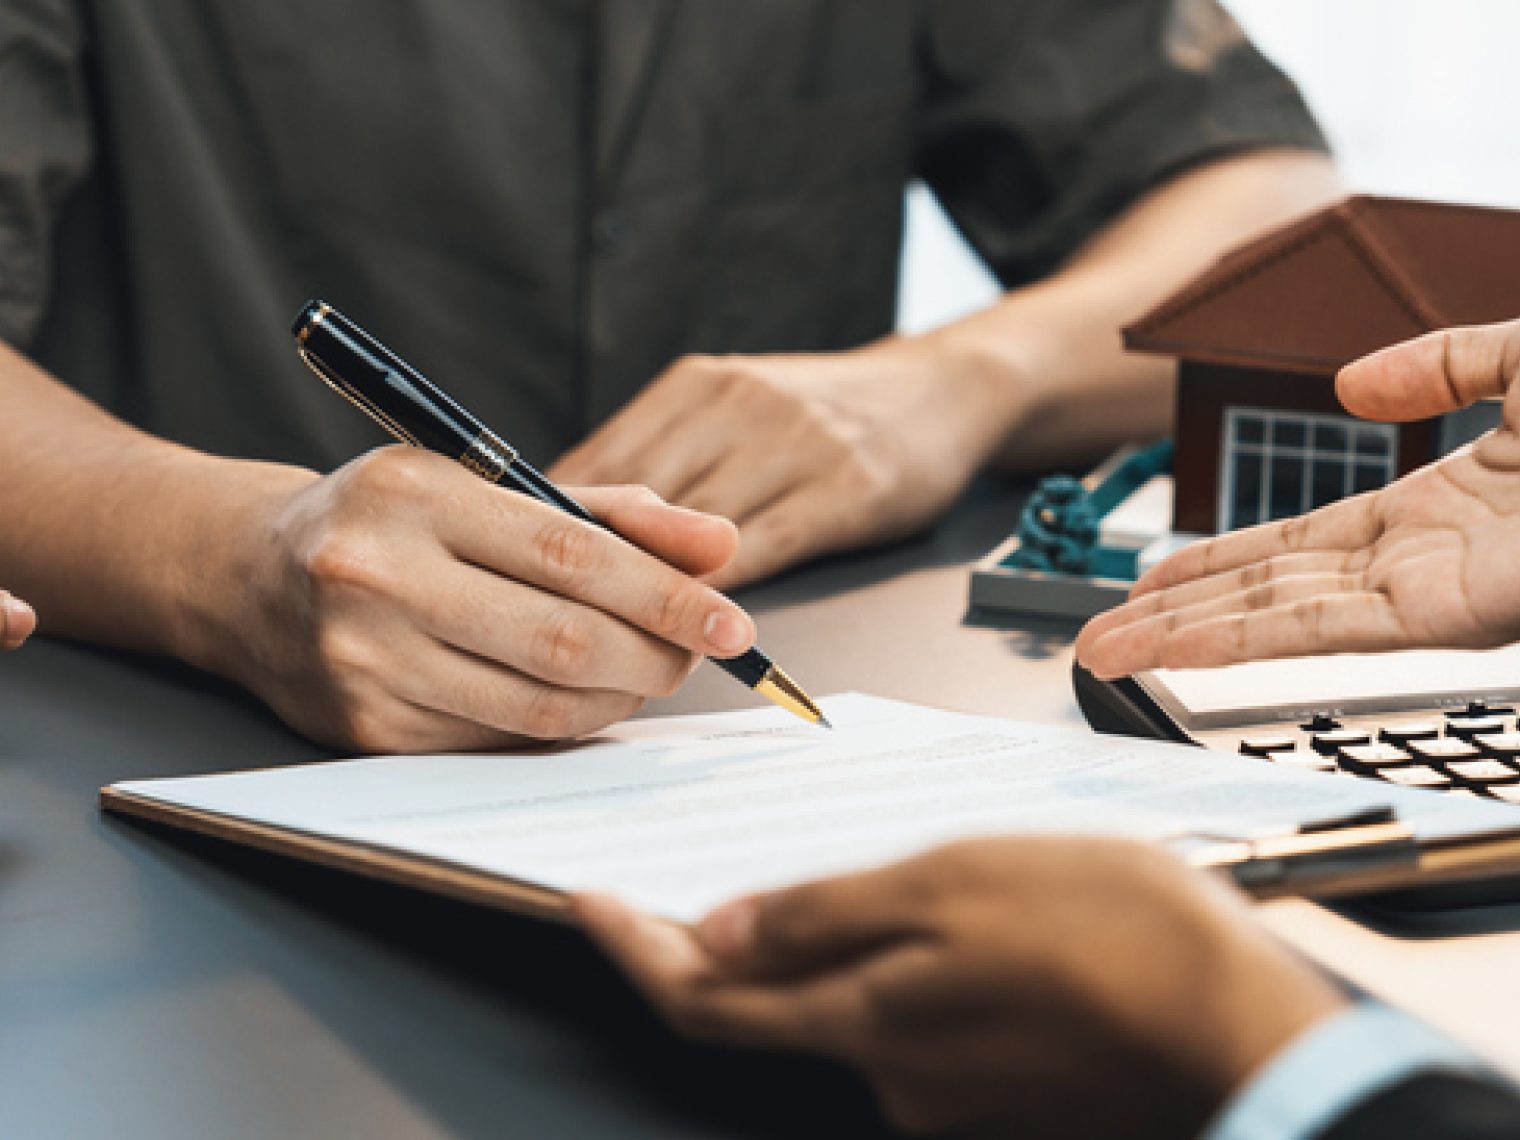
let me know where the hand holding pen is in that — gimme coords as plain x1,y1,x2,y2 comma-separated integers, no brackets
185,311,810,755
272,301,825,749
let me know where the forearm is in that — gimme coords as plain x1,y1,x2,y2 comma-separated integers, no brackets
0,341,316,671
922,149,1342,472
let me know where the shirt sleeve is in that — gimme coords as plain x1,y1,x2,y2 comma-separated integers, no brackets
915,0,1329,288
0,0,94,349
1203,1002,1512,1140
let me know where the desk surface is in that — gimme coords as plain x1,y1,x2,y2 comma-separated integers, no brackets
6,479,1520,1138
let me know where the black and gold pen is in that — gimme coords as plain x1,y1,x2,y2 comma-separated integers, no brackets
291,300,830,728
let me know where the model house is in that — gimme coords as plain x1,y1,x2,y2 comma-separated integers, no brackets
1124,196,1520,535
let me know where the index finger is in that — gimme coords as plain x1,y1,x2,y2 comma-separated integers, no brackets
1337,321,1520,421
443,482,757,659
573,893,870,1056
1127,491,1382,600
697,859,938,982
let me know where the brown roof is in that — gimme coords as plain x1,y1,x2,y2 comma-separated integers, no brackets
1125,195,1520,375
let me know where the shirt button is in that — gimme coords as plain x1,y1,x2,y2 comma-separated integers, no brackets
593,212,628,255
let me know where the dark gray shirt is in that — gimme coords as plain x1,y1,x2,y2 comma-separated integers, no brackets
1,0,1325,469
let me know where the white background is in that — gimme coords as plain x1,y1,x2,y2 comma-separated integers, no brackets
898,0,1520,333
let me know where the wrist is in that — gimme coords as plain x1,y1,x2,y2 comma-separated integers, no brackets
160,453,321,685
1194,902,1351,1107
888,321,1035,463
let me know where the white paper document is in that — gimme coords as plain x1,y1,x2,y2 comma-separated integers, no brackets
111,695,1520,922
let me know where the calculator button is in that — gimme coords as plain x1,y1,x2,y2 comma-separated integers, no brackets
1377,765,1455,790
1270,751,1336,773
1444,716,1511,739
1240,735,1298,757
1302,714,1341,732
1311,729,1371,755
1456,701,1514,717
1473,732,1520,758
1378,722,1441,744
1444,760,1520,785
1337,743,1412,772
1407,737,1483,763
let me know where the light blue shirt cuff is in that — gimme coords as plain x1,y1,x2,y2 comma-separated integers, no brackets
1203,1002,1501,1140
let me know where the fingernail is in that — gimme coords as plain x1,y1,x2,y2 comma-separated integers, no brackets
703,609,751,656
698,899,756,960
2,594,33,644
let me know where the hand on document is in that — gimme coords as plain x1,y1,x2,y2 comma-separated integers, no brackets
577,835,1345,1139
0,587,35,649
1079,318,1520,677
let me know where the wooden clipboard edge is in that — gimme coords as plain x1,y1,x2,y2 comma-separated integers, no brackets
100,787,574,925
101,788,1520,917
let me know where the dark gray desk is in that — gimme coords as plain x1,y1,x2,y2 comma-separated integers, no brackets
12,481,1520,1138
3,479,1086,1138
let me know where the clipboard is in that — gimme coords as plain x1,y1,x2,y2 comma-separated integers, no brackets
101,781,1520,918
102,787,574,924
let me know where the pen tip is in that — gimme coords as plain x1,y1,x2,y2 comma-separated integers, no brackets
817,715,834,731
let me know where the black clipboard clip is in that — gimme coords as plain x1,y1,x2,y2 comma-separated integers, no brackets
1179,806,1420,897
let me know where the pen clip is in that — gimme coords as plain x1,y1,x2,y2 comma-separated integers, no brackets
1177,807,1419,894
297,346,424,450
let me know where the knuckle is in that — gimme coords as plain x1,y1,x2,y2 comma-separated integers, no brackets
758,516,806,560
1280,515,1309,551
1198,537,1223,577
813,415,856,452
602,483,666,520
839,451,893,502
340,703,406,754
314,626,375,679
533,517,604,589
1228,613,1249,657
347,445,434,498
1294,596,1329,637
518,686,581,740
304,531,388,593
622,484,663,509
645,580,705,641
530,606,596,683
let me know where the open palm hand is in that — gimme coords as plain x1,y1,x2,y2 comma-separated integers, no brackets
1077,320,1520,676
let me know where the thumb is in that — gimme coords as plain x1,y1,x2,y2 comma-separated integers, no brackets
1337,320,1520,421
698,864,928,981
572,484,740,579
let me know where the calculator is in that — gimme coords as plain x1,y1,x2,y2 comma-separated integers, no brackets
1073,645,1520,908
1224,704,1520,799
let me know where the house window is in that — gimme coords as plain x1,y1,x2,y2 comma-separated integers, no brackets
1217,407,1398,532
